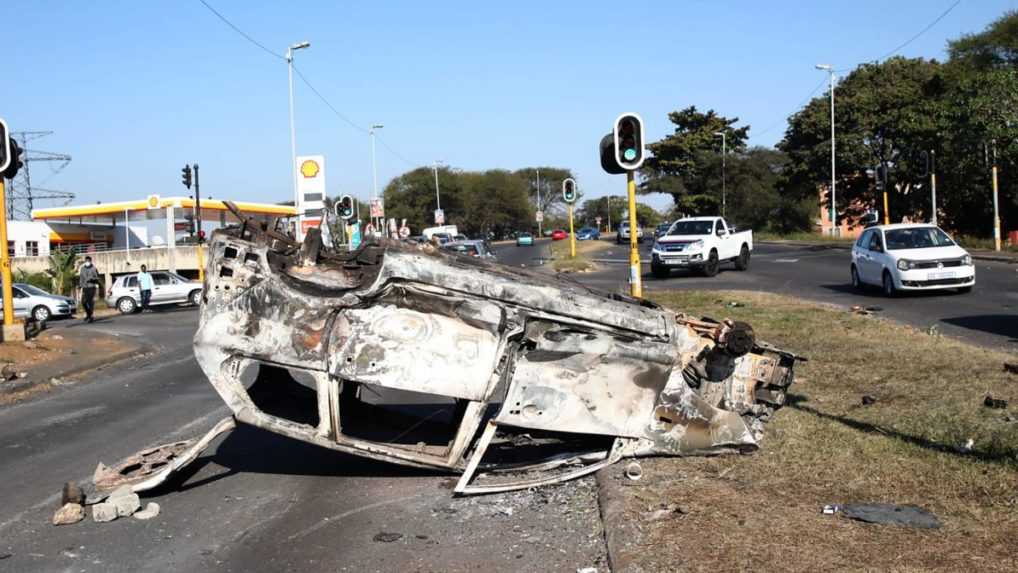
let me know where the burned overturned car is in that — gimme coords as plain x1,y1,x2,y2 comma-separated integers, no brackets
97,205,799,495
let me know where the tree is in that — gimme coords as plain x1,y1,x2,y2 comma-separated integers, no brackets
47,250,78,296
513,167,578,217
779,57,946,224
576,197,662,229
641,106,750,215
948,10,1018,70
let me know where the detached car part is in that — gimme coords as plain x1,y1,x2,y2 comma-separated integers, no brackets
104,206,800,495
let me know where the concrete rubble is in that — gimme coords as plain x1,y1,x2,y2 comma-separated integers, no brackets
96,202,802,495
51,503,84,526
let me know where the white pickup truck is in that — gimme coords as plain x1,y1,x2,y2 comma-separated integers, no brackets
650,216,753,277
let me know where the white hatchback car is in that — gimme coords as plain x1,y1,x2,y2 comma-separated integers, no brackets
106,271,203,314
850,224,975,296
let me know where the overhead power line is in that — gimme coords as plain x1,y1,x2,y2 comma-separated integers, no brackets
877,0,962,62
753,78,828,139
195,0,422,167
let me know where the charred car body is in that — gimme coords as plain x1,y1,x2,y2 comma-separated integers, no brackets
98,206,799,495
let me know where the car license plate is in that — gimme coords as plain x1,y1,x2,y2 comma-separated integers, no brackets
662,257,688,266
929,271,956,280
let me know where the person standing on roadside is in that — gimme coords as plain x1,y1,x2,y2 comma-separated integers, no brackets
78,256,100,323
137,264,154,312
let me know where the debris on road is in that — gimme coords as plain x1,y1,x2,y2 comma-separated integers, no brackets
108,485,141,517
861,394,877,406
1,363,17,381
134,502,161,520
828,503,942,529
91,502,118,523
61,481,85,506
117,202,802,495
624,462,643,481
51,503,85,526
983,395,1008,409
642,503,685,522
1003,362,1018,375
372,532,404,543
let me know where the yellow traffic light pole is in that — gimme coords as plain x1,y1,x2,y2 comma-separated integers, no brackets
0,180,15,328
627,171,641,298
568,204,576,258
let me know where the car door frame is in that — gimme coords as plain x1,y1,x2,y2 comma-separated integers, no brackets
150,272,174,304
714,219,736,259
11,286,30,318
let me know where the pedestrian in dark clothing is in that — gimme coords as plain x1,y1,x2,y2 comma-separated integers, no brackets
78,256,100,323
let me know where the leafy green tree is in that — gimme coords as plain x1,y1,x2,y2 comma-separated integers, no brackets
514,167,578,215
641,106,750,215
576,197,662,229
948,10,1018,69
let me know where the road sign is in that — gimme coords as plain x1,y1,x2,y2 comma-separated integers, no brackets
434,208,445,225
536,211,544,223
370,198,385,218
296,154,326,241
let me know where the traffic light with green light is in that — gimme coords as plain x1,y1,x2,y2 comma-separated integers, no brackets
599,113,645,174
336,195,355,220
562,178,577,204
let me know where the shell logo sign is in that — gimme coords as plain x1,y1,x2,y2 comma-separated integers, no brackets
300,159,320,178
146,194,161,209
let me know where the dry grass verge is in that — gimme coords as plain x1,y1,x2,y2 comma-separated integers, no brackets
604,290,1018,573
550,238,611,273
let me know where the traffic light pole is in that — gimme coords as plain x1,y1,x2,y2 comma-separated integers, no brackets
882,164,890,225
627,171,641,298
568,205,576,258
0,179,14,329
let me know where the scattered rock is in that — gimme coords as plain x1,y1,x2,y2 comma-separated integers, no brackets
925,325,940,337
958,438,975,453
23,341,37,349
16,372,26,379
726,301,744,308
93,462,110,483
50,334,63,341
1,363,16,381
984,395,1008,409
494,504,514,517
134,502,161,520
62,482,85,505
577,568,599,573
92,502,118,523
1004,362,1018,375
372,532,403,543
108,485,141,517
861,394,877,406
52,503,85,526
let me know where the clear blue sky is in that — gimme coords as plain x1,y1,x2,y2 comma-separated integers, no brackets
6,0,1016,213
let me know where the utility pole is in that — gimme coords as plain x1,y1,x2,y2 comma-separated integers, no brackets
370,124,383,234
606,196,611,234
714,132,726,217
992,140,1001,251
433,160,443,211
535,168,542,237
929,150,937,226
287,41,311,237
816,64,836,235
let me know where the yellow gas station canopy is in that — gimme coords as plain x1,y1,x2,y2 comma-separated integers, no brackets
31,195,296,220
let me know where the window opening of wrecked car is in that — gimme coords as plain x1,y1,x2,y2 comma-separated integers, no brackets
884,227,954,250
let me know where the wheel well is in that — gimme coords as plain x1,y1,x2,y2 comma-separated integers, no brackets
741,243,749,252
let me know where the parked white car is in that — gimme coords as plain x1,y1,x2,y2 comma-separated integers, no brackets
106,271,203,314
651,217,753,277
616,222,645,244
9,283,76,322
850,224,975,296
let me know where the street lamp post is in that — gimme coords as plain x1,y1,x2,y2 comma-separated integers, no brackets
369,124,384,234
816,64,836,236
433,160,444,212
535,168,542,237
286,41,311,237
714,132,726,217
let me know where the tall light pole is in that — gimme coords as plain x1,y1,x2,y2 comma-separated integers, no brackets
816,64,836,236
369,124,383,232
286,41,310,236
433,160,444,215
714,132,726,217
535,168,542,237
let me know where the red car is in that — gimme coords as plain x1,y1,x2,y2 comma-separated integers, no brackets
551,229,567,241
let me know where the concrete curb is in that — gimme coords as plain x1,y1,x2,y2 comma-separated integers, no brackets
757,240,1018,264
595,465,640,573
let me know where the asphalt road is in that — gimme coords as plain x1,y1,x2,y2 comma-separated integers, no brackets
493,238,1018,349
0,309,606,572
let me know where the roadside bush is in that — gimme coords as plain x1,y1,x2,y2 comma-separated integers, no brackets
13,270,53,292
